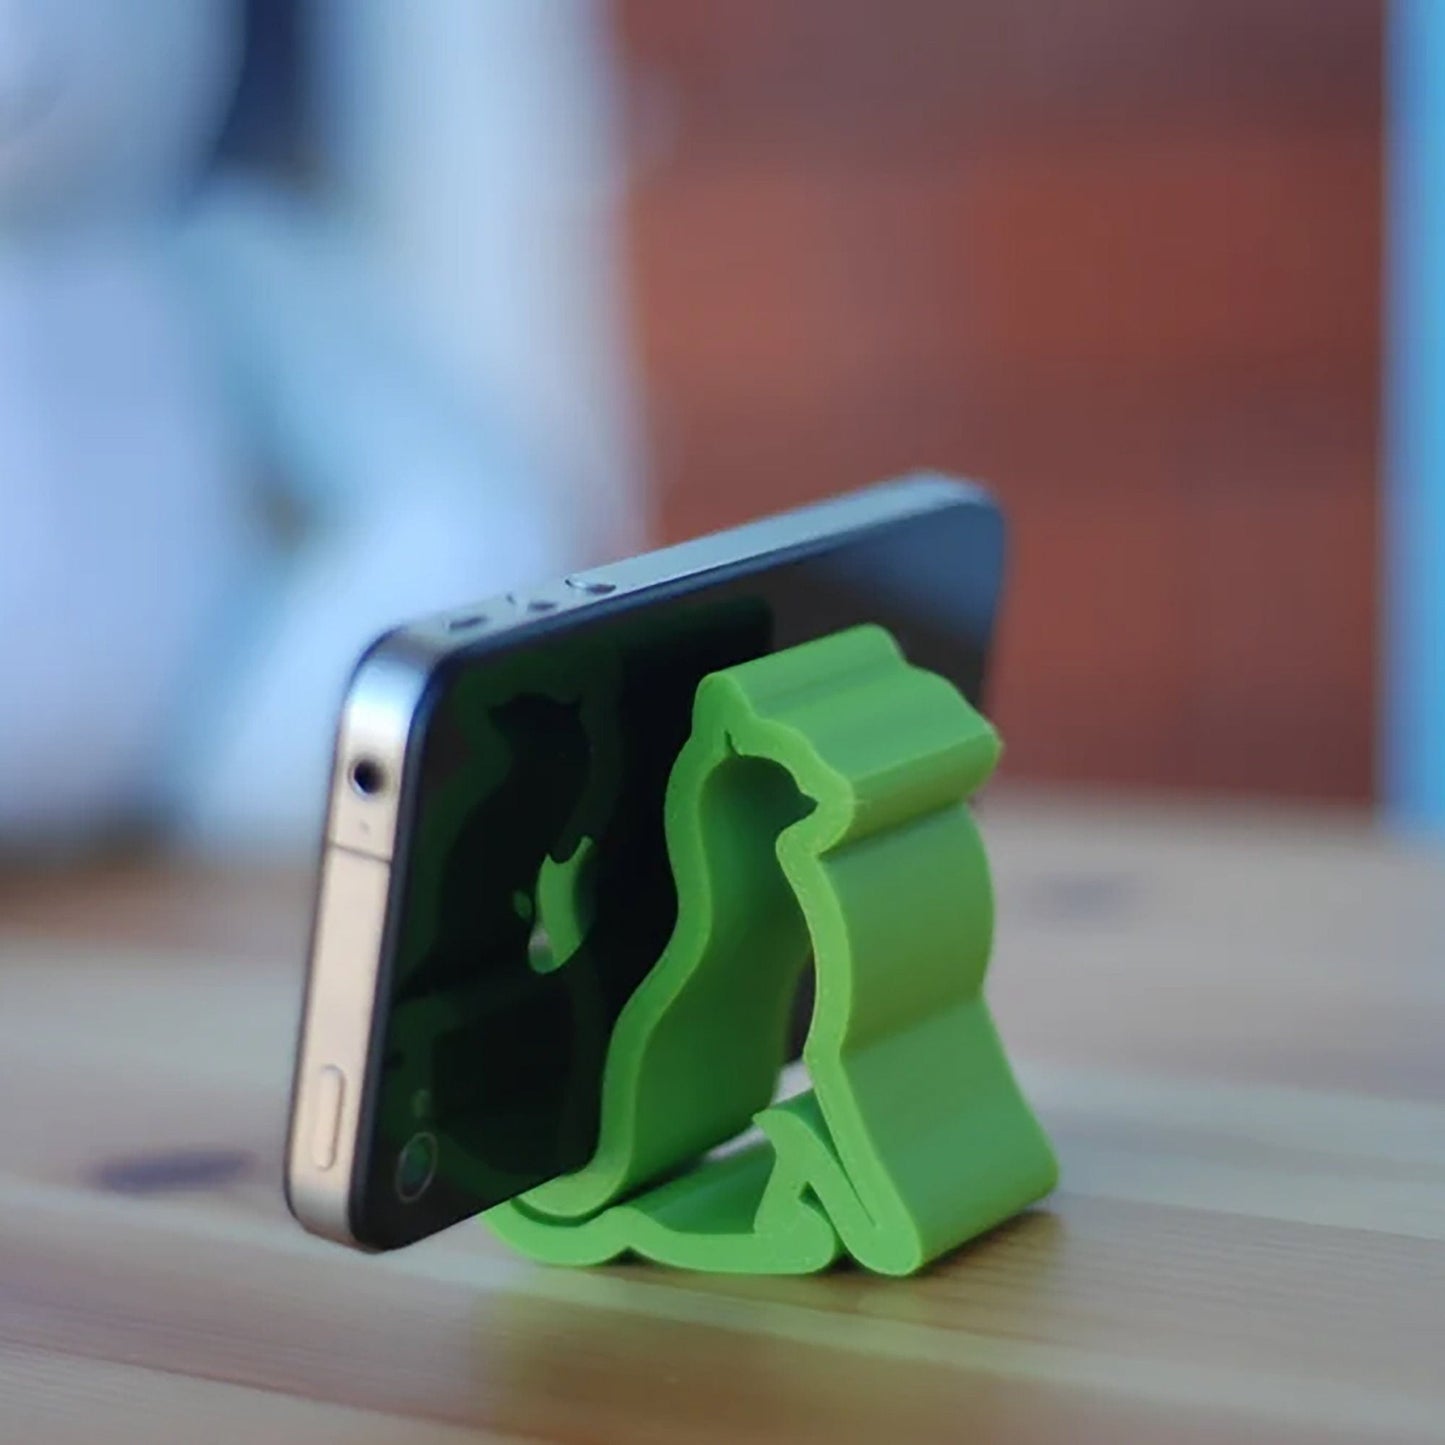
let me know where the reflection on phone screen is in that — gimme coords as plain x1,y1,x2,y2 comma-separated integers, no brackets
356,602,773,1243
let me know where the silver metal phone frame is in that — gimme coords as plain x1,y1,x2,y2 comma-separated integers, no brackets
285,473,989,1244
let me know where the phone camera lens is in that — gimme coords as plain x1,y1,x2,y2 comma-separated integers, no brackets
395,1132,438,1202
349,757,387,797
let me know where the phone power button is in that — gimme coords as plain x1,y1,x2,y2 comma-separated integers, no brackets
311,1066,346,1170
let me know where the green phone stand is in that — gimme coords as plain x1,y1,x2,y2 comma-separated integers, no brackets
486,624,1057,1276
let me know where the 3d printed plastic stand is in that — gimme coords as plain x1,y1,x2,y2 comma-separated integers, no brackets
487,624,1057,1275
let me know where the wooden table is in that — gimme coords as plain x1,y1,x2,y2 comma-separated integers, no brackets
3,798,1443,1443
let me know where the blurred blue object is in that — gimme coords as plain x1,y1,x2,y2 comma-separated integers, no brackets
0,0,593,852
1387,0,1445,832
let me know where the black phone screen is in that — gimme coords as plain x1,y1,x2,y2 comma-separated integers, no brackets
350,494,1004,1247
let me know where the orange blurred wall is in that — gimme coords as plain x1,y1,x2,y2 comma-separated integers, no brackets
614,0,1382,800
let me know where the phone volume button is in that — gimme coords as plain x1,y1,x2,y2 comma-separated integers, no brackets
505,592,561,615
565,575,617,596
310,1065,346,1170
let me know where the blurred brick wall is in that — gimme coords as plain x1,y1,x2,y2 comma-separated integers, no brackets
614,0,1382,799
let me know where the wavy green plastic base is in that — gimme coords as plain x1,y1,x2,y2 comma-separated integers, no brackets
486,624,1057,1275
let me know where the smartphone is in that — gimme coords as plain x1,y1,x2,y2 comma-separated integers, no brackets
285,473,1006,1249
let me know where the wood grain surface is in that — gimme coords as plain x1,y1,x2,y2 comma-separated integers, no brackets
2,798,1443,1443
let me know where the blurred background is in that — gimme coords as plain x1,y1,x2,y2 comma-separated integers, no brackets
6,9,1443,1432
1,0,1440,857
